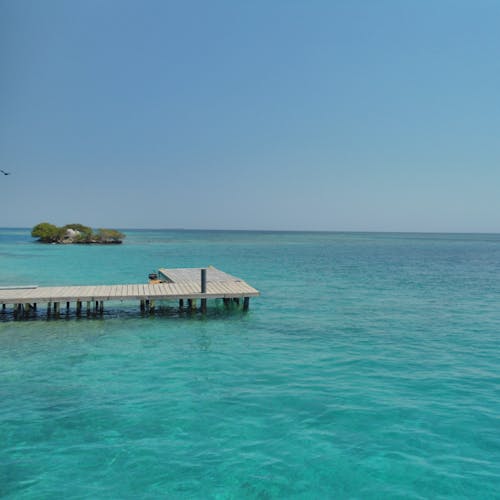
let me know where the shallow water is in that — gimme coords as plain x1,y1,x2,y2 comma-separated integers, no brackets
1,229,499,498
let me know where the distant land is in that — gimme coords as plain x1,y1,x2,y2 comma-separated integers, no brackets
31,222,125,244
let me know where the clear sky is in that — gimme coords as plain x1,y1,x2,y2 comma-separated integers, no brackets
1,0,499,232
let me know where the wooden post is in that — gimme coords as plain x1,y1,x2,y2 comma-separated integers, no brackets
76,301,82,316
99,301,104,314
66,301,70,311
145,299,150,312
201,268,207,293
2,303,5,311
243,297,250,311
223,298,230,308
33,303,37,311
179,299,184,310
140,299,145,311
233,298,240,306
200,268,207,313
95,301,99,312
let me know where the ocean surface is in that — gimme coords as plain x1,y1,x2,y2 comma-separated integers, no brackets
1,229,499,498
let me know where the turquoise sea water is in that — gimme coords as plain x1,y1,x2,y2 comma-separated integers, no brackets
1,229,499,498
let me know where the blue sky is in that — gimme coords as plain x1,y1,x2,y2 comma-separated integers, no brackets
1,0,499,231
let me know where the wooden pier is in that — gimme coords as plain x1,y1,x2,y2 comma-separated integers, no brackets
0,267,259,319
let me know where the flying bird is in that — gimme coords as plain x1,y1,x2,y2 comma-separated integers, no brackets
0,170,11,175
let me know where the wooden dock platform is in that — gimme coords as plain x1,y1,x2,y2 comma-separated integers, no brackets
0,267,259,318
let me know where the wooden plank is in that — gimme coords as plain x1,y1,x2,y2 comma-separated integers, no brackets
210,282,226,295
169,283,186,299
155,284,166,297
187,282,200,295
177,282,191,296
173,282,186,296
17,288,39,300
61,286,76,301
86,286,96,300
47,287,63,300
170,283,183,297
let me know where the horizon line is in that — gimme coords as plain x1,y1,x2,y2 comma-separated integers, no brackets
1,226,500,235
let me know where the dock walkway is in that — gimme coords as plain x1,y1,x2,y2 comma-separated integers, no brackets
0,267,259,318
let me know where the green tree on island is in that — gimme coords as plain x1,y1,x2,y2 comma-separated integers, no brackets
61,223,93,242
31,222,125,244
95,228,125,243
31,222,61,243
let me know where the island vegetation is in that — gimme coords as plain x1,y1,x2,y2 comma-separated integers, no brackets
31,222,125,244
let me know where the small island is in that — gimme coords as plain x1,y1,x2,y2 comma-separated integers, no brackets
31,222,125,244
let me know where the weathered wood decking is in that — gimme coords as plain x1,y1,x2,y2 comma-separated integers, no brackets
0,267,259,318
